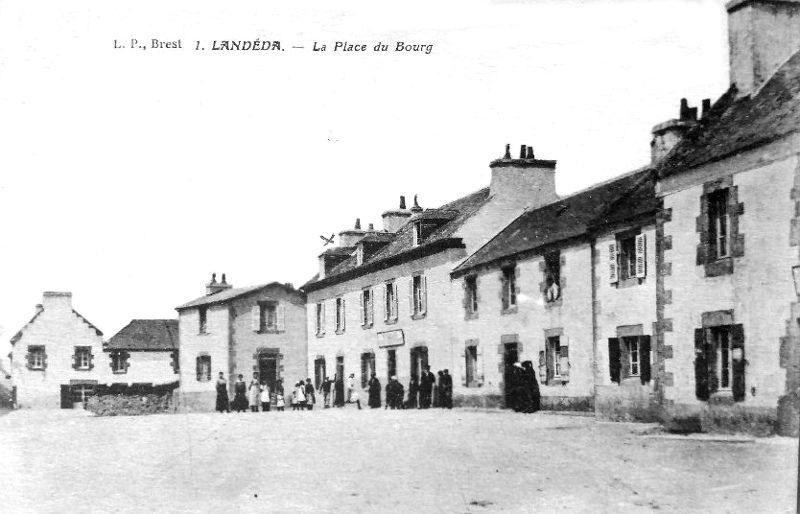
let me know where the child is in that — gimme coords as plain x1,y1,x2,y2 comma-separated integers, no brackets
295,380,307,410
260,383,271,412
275,390,285,412
351,389,362,410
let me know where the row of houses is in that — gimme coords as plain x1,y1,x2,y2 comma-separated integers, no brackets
6,0,800,434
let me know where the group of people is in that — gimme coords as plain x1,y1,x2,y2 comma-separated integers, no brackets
362,366,453,410
215,372,318,413
506,361,541,413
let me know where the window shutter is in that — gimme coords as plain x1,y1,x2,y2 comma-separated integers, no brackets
393,283,399,318
196,356,202,381
706,330,719,394
368,290,374,325
694,328,709,401
421,276,427,314
409,278,414,315
42,349,47,371
460,348,467,386
383,285,389,321
639,336,651,384
25,349,33,370
609,242,619,284
635,234,646,278
476,346,484,387
545,340,554,385
88,349,95,371
731,324,745,402
321,303,326,334
251,305,260,332
538,350,546,384
341,299,346,331
608,338,621,383
276,304,286,332
358,293,365,326
559,338,570,382
72,349,79,370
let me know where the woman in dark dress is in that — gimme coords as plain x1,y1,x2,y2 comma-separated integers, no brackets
334,374,345,408
232,374,248,412
407,376,418,409
368,373,381,409
521,361,541,413
215,372,230,413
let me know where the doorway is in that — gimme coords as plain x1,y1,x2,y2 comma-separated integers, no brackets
503,343,519,408
387,349,397,381
336,356,345,381
410,346,428,383
314,358,326,389
258,352,279,391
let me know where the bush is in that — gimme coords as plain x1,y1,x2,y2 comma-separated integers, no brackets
85,383,178,416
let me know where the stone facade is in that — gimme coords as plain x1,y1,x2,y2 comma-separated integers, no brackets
175,281,307,412
9,292,106,409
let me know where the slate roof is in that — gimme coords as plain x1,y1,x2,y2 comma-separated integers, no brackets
176,282,299,311
658,49,800,178
452,169,657,277
302,187,491,291
105,319,179,351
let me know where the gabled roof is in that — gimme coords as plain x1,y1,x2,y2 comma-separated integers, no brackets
658,49,800,178
175,281,301,311
302,187,491,292
10,307,102,345
105,319,179,351
452,169,657,277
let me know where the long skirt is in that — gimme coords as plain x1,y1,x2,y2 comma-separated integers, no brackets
232,392,249,412
216,392,229,412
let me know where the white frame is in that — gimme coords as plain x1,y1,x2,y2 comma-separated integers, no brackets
76,348,90,370
30,348,44,369
714,327,732,390
466,276,478,314
335,297,345,332
385,281,398,321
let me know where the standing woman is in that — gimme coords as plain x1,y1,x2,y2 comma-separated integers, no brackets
305,378,316,411
368,373,381,409
334,374,345,408
260,381,271,412
215,372,230,413
233,374,248,413
248,373,261,413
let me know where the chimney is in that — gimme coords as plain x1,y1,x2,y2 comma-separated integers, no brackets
338,219,367,247
206,272,233,296
727,0,800,97
42,291,72,311
382,195,413,232
489,143,558,211
650,98,699,163
410,195,423,214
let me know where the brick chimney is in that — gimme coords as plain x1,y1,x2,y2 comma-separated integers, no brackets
727,0,800,97
42,291,72,311
650,98,702,162
489,143,558,211
382,196,412,232
338,218,368,247
206,273,233,295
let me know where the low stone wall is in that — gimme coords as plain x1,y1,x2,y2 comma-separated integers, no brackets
540,395,594,412
661,402,778,437
85,382,179,416
595,383,658,422
173,390,218,413
454,393,503,409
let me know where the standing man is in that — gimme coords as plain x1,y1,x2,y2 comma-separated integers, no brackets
419,366,435,409
368,372,382,409
442,369,453,409
319,376,333,408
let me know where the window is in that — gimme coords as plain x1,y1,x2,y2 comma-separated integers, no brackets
465,276,478,317
463,345,484,387
411,274,427,318
315,302,326,336
71,383,95,405
387,349,397,381
361,352,375,388
608,336,651,384
171,350,179,374
501,266,517,311
314,358,326,390
73,347,93,371
260,303,277,331
384,281,398,322
111,351,129,374
610,234,646,283
695,325,745,401
412,221,422,246
539,336,569,384
544,252,561,303
708,189,729,260
335,297,346,333
619,237,637,280
196,354,211,382
27,345,46,370
356,245,364,266
198,307,208,334
360,288,374,327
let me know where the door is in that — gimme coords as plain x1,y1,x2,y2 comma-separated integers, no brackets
503,343,519,408
387,349,397,381
258,353,279,391
314,358,326,389
60,385,73,409
71,383,95,409
336,356,345,381
410,346,428,383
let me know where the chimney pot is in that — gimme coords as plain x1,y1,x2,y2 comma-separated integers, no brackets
526,146,534,159
221,273,227,285
701,99,711,118
410,194,423,214
679,98,690,120
354,218,361,230
519,144,526,159
368,223,374,231
503,144,511,159
210,272,217,284
399,195,406,209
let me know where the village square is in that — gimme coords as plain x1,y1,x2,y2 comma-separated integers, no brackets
1,0,800,512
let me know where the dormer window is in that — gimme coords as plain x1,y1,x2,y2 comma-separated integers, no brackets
356,245,364,265
413,221,423,246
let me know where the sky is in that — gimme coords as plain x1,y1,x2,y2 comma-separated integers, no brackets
0,0,730,359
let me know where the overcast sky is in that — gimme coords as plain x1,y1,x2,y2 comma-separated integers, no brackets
0,0,730,358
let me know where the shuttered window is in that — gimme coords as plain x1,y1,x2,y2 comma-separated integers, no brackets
26,345,46,371
335,297,346,333
608,336,651,384
196,354,211,382
384,282,398,322
73,346,93,371
541,336,569,384
694,325,745,401
501,266,517,310
111,350,130,373
360,288,374,327
612,232,646,284
411,274,427,317
315,302,325,336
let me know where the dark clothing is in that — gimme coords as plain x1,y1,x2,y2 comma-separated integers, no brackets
305,383,316,410
442,373,453,409
232,380,248,412
334,378,345,407
368,378,381,408
506,367,524,412
261,402,270,412
320,379,332,394
419,371,435,408
386,380,405,409
407,379,418,409
520,363,541,413
215,379,230,412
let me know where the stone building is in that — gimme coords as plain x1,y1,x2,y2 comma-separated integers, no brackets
8,292,105,408
302,148,561,402
650,0,800,435
104,319,180,386
174,274,307,411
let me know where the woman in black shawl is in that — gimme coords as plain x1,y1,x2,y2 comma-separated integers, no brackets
368,373,381,409
215,372,230,413
521,361,541,413
334,374,346,407
232,374,248,412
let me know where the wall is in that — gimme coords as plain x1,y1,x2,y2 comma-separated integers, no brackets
10,294,106,408
658,147,798,430
104,350,178,386
177,303,231,411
